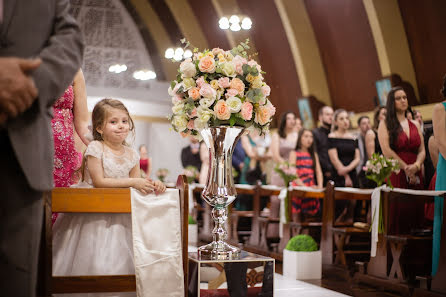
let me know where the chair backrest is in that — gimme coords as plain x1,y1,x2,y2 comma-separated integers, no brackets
41,177,189,296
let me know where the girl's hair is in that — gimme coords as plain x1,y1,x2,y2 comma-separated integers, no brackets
278,111,296,138
385,86,405,150
373,106,386,130
92,98,135,144
331,109,348,132
79,98,135,181
295,128,317,172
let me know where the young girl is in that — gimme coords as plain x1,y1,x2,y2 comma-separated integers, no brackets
52,99,165,295
289,129,323,221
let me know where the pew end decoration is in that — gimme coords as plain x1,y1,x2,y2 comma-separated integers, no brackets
168,39,276,259
184,166,199,184
156,168,169,182
364,153,400,234
283,234,322,280
274,162,297,223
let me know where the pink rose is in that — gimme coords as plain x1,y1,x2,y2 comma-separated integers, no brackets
190,108,197,118
187,120,195,130
214,100,231,120
218,77,230,89
248,60,262,72
196,76,206,88
225,88,239,99
212,47,225,56
171,95,182,105
265,100,276,117
199,83,217,99
230,78,245,95
188,87,201,100
255,106,270,125
232,55,247,75
240,102,253,121
261,85,271,97
198,56,216,73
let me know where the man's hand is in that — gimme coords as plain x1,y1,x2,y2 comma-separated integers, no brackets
0,58,41,119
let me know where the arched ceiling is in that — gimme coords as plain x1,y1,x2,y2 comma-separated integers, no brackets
70,0,446,117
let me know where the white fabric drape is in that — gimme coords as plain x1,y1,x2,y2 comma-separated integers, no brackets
130,188,184,297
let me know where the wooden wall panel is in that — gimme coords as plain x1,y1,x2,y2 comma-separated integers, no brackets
237,0,302,121
398,0,446,103
305,0,381,112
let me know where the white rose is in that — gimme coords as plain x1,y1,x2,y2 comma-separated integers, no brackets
226,96,242,113
197,106,213,123
172,115,188,132
199,97,215,108
182,77,196,90
220,62,236,77
172,102,185,115
194,118,208,130
180,60,197,78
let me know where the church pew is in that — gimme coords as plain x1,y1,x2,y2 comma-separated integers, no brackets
39,175,189,296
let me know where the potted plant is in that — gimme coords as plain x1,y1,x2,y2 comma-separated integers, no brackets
188,214,198,246
283,234,321,280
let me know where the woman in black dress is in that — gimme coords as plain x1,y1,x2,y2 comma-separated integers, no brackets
328,109,360,222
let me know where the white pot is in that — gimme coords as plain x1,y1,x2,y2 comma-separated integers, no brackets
188,224,198,245
283,249,322,280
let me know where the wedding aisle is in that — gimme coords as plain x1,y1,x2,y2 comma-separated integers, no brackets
188,246,350,297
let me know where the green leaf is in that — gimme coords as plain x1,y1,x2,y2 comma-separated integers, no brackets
229,115,236,126
170,81,176,90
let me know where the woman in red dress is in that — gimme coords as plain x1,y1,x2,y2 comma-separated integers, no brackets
378,87,426,233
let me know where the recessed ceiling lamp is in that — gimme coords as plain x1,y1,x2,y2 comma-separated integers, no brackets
165,48,193,61
219,15,252,31
133,70,157,81
108,64,127,73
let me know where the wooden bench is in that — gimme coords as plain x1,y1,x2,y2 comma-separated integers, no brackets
38,175,189,296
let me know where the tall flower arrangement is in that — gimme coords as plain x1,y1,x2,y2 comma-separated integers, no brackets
169,39,276,138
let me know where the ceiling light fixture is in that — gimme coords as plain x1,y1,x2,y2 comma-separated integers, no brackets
219,15,252,31
133,70,156,81
165,47,194,61
108,64,127,74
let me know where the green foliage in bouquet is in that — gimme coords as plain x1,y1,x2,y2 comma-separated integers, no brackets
156,168,169,183
188,214,197,225
274,162,297,223
285,234,318,252
184,165,199,184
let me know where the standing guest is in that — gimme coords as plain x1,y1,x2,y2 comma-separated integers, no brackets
414,110,424,132
414,109,435,189
270,112,299,186
365,106,386,159
0,0,84,295
313,106,334,185
328,109,360,222
356,116,371,188
406,105,414,120
289,129,323,222
378,87,425,233
432,75,446,276
181,136,202,171
139,144,152,178
295,117,302,132
232,140,246,184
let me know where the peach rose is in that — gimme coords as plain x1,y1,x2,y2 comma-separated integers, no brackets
198,56,216,73
189,107,197,118
232,55,247,75
214,100,231,120
212,47,225,56
218,77,230,89
230,78,245,95
240,101,253,121
187,119,195,130
254,106,270,125
188,87,201,100
265,100,276,117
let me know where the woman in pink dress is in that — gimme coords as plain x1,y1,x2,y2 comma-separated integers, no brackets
52,69,90,222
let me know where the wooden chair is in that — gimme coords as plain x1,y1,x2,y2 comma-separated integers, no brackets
40,175,189,296
321,181,372,268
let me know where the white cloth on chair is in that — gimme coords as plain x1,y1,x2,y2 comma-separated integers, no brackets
130,188,184,297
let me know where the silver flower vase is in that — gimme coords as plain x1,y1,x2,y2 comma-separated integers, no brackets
198,126,244,259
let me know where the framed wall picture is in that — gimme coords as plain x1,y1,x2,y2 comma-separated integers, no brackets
375,78,392,106
298,98,314,129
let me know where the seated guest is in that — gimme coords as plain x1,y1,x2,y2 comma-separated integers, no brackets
289,129,323,222
313,106,334,185
328,109,360,223
181,136,202,171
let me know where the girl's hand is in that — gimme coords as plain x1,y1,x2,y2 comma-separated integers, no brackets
294,179,305,187
337,166,349,176
153,180,166,194
311,184,323,189
344,175,353,187
133,178,156,194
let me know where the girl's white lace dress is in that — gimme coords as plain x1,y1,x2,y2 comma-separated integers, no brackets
52,140,139,297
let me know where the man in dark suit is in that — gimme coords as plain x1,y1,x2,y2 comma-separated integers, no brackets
312,106,334,185
0,0,84,296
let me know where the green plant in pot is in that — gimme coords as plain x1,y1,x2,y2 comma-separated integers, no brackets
188,214,197,225
283,234,321,279
285,234,318,252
